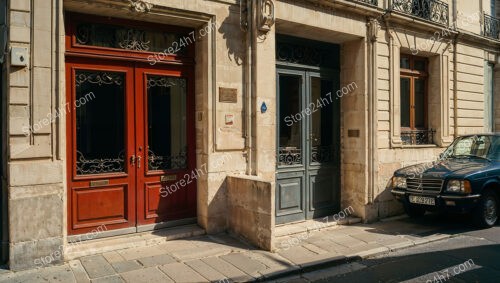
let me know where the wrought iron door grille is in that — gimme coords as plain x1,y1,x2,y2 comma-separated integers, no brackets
484,14,500,40
278,147,302,166
349,0,378,6
392,0,449,26
401,129,435,145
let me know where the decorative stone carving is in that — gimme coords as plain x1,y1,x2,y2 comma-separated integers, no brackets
258,0,275,33
367,18,380,42
129,0,153,13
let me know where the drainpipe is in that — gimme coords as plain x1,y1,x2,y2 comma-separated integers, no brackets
243,0,254,175
452,35,458,138
250,0,258,176
452,0,458,138
367,19,379,205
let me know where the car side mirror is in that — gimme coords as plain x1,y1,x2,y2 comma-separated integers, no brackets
439,153,444,159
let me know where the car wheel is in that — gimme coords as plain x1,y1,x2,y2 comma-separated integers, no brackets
404,203,426,218
473,190,498,228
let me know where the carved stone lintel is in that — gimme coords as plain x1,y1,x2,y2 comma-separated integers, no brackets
129,0,153,13
367,18,380,42
258,0,275,33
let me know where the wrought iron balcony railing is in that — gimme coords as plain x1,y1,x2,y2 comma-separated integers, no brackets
349,0,378,6
392,0,449,26
483,13,500,40
401,129,435,145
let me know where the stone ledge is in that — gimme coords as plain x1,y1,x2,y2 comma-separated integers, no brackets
275,216,362,238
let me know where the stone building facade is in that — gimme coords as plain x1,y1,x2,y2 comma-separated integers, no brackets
0,0,498,270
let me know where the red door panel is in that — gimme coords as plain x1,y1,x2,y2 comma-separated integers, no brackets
135,65,197,226
72,185,129,229
66,58,137,235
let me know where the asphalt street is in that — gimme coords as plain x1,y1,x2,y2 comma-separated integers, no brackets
295,213,500,283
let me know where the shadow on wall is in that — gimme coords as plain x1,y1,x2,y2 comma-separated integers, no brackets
218,10,245,66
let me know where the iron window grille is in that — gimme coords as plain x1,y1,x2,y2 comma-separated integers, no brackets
349,0,378,6
401,129,435,145
483,13,500,40
392,0,449,26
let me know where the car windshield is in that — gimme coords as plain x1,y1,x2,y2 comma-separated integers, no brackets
442,135,500,161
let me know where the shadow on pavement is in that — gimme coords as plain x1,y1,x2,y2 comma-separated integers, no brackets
315,243,500,283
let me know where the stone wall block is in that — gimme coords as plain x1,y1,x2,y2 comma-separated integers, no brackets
10,0,30,11
10,237,64,271
9,194,63,243
227,176,273,251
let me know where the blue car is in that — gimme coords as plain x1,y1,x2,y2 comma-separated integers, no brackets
391,134,500,228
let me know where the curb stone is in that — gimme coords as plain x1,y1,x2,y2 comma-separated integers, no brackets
256,233,457,282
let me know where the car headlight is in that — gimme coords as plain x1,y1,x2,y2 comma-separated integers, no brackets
446,180,472,193
392,176,407,189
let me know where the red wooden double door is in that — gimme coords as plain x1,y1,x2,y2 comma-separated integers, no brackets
66,58,196,235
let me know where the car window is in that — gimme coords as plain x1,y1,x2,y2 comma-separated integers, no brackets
488,137,500,161
453,138,473,156
449,135,494,159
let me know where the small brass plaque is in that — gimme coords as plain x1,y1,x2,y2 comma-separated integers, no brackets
348,129,360,138
161,175,177,182
219,88,237,103
90,180,109,187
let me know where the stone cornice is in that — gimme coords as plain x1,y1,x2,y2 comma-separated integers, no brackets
284,0,500,52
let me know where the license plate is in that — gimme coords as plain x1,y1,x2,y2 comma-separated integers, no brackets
409,195,435,206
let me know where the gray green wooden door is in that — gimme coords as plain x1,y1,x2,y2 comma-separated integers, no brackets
276,68,340,224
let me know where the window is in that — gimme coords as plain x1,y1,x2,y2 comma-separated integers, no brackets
400,54,434,145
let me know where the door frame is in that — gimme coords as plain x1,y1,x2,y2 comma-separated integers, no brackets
275,65,341,224
66,58,197,236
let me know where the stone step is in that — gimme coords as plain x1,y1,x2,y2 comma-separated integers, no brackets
65,224,205,260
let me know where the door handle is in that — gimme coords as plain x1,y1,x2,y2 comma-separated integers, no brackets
130,155,136,166
137,156,141,168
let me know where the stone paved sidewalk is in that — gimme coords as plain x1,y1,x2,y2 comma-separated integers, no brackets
0,217,459,283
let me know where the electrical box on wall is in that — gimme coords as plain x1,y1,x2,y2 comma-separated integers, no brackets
11,47,28,67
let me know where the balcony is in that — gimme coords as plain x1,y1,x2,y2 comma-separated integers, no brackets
401,129,435,146
392,0,449,26
349,0,378,6
483,13,500,40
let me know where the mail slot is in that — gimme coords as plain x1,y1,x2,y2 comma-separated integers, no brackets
90,180,109,187
160,175,177,182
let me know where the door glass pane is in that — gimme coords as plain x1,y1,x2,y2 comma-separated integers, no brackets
414,78,425,128
278,75,302,166
75,70,125,175
147,75,187,171
400,78,411,128
75,22,188,54
310,77,334,163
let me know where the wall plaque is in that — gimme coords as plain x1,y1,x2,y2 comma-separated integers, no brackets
219,88,237,103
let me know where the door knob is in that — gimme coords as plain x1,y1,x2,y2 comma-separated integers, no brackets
130,155,136,166
137,156,142,168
